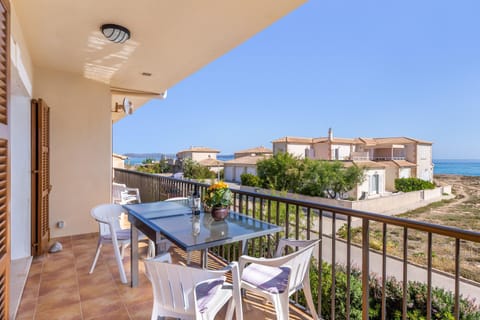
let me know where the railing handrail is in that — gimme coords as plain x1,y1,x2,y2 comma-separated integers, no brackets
114,168,480,243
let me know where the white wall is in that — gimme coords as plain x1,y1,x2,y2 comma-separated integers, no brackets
286,144,309,158
33,67,111,237
331,144,351,160
224,166,234,182
10,76,32,259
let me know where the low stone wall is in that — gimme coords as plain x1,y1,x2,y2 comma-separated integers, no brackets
239,185,452,215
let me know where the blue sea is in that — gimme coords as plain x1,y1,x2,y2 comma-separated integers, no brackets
434,160,480,176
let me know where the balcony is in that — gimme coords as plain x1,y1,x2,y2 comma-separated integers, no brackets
15,234,311,319
17,169,480,319
111,169,480,319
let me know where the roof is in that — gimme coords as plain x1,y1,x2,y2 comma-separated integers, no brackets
343,160,386,169
177,147,220,155
234,146,273,155
199,158,224,167
313,137,361,144
360,137,433,146
112,153,127,160
224,155,271,165
271,136,313,144
379,160,417,168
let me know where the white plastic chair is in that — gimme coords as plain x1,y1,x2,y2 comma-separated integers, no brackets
144,258,243,320
238,238,320,320
112,182,141,204
89,203,155,284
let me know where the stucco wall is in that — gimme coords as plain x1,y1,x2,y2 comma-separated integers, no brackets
313,143,329,159
417,144,433,182
240,185,451,215
192,152,217,162
33,67,111,237
286,144,309,158
331,144,351,160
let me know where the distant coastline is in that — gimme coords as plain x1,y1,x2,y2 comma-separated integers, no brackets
122,155,480,177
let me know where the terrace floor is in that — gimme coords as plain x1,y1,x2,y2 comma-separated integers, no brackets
15,233,312,320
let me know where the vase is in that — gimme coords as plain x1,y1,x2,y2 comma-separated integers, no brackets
211,206,229,221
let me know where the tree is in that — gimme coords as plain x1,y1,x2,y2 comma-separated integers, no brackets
256,152,303,192
137,159,171,174
182,158,215,180
300,160,364,199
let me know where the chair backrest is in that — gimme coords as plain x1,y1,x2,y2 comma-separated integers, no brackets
274,239,320,295
144,260,227,318
91,203,125,237
112,182,127,203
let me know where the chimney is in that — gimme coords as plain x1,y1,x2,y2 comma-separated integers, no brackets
328,128,333,141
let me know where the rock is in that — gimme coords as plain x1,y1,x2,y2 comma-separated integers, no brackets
48,241,63,253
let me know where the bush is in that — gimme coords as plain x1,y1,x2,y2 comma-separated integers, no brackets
395,178,435,192
303,259,480,319
241,173,261,187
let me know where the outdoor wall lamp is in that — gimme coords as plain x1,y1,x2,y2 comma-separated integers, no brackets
101,24,130,43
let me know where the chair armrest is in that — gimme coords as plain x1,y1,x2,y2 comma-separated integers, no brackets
238,253,297,276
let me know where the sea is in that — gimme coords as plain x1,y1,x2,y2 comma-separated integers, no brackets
124,156,480,177
433,159,480,177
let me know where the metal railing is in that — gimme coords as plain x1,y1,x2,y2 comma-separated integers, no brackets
114,168,480,320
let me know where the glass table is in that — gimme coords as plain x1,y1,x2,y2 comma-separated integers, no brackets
124,200,283,287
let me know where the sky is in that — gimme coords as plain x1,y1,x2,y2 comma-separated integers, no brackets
113,0,480,159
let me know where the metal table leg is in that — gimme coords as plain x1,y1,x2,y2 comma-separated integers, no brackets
131,225,139,287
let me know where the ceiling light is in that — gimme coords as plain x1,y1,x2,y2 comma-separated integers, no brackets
101,24,130,43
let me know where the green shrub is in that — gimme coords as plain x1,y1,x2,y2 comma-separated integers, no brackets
241,173,261,187
303,259,480,319
395,178,435,192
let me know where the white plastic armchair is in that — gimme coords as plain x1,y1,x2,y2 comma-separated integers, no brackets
112,182,141,204
89,204,154,284
144,258,243,320
238,238,320,320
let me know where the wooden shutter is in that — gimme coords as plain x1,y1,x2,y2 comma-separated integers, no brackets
31,99,50,256
0,0,9,317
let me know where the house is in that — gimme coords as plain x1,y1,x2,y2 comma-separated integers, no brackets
224,155,271,183
234,146,273,159
176,146,220,162
271,129,434,198
5,0,308,317
224,146,272,182
112,153,127,169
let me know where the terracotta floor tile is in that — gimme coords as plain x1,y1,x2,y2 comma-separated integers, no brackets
35,303,83,320
84,307,131,320
80,295,124,319
37,286,80,311
38,276,78,297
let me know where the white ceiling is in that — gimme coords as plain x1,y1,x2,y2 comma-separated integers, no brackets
13,0,307,96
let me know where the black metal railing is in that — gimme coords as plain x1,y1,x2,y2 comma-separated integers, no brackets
114,168,480,320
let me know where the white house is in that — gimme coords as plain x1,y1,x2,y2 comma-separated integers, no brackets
224,155,271,183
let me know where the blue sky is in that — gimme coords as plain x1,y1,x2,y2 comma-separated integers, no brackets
113,1,480,159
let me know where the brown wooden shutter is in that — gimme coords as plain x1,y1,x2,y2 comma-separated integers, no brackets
31,99,50,256
0,0,9,317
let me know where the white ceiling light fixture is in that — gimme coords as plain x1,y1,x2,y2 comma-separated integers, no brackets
101,24,130,43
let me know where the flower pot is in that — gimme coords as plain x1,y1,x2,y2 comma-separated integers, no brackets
211,206,229,221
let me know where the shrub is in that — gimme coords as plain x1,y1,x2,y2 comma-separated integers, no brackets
395,178,435,192
241,173,261,187
303,259,480,319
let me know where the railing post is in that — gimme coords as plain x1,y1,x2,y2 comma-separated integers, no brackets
362,219,369,320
